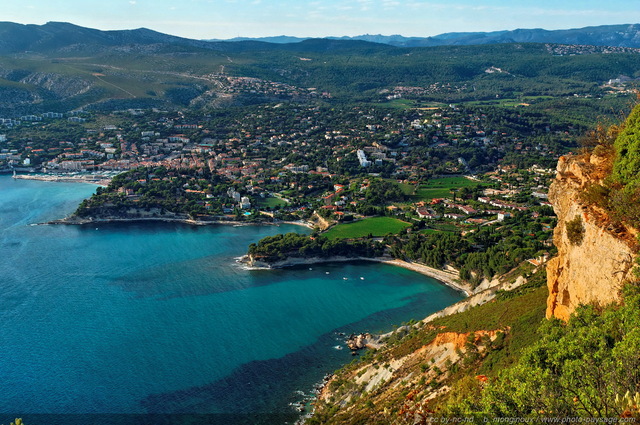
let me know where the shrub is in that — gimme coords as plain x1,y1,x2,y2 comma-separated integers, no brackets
565,215,585,245
579,183,610,210
609,182,640,225
613,105,640,186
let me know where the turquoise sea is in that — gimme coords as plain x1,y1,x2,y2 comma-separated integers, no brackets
0,175,464,424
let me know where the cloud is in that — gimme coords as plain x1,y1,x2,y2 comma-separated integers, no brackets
382,0,400,10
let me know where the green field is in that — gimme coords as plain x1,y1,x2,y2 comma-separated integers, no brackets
463,95,558,108
256,196,288,209
412,176,480,201
323,217,411,240
378,99,449,110
382,179,415,196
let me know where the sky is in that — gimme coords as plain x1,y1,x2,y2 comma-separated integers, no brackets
3,0,640,40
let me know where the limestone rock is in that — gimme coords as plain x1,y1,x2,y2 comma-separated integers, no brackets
546,154,637,321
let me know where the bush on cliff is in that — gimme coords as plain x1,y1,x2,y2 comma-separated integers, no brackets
565,215,585,245
447,284,640,419
613,104,640,186
580,103,640,228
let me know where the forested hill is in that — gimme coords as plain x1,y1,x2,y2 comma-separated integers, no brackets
4,22,640,54
219,23,640,48
0,22,639,115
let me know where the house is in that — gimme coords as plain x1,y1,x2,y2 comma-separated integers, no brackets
240,197,251,209
416,206,440,219
444,213,465,220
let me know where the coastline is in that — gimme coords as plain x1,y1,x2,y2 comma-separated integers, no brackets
13,173,115,186
46,214,316,229
239,254,471,297
376,258,471,296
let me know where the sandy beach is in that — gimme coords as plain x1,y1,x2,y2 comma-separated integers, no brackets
377,259,471,296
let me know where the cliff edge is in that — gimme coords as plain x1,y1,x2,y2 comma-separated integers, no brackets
546,153,638,321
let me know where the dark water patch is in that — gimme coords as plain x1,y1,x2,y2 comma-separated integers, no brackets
5,414,300,425
0,240,22,248
139,328,354,417
139,290,450,421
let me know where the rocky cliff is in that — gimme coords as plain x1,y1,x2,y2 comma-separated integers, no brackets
546,153,638,321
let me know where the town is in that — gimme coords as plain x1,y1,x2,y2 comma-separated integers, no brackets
0,103,565,221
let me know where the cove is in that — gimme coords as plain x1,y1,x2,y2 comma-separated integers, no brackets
0,175,464,421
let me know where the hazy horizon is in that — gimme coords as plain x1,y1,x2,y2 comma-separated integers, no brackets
3,0,640,40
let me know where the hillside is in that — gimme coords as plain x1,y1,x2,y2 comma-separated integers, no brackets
0,22,639,115
221,24,640,48
304,106,640,423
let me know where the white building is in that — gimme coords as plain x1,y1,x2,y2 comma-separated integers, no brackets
240,196,251,209
357,150,371,167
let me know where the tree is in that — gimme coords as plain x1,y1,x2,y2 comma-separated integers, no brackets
466,284,640,419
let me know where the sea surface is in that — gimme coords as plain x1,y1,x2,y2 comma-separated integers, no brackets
0,175,464,424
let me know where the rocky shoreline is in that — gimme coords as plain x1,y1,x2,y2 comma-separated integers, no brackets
45,214,314,229
13,172,115,186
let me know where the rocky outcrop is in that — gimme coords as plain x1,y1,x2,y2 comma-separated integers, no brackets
546,154,638,321
317,328,504,409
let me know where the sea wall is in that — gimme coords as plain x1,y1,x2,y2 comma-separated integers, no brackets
546,154,638,321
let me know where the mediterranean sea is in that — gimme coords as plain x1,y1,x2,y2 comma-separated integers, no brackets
0,175,464,424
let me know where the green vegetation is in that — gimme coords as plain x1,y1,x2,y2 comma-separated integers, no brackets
6,24,640,424
308,102,640,425
74,166,248,220
613,105,640,186
412,177,481,201
1,28,639,115
565,215,585,245
256,197,288,209
307,273,549,425
578,103,640,227
247,232,385,262
323,217,412,240
444,284,640,420
387,210,554,288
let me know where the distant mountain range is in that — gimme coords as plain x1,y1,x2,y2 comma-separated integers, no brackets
211,24,640,48
0,22,639,54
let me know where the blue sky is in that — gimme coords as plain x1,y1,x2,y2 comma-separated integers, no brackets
4,0,640,40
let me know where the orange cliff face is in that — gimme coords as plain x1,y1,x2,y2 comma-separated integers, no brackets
546,154,638,321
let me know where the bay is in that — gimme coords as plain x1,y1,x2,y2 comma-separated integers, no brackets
0,175,464,421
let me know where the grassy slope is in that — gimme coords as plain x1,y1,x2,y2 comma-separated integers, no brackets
408,176,481,201
308,270,548,424
323,217,412,240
